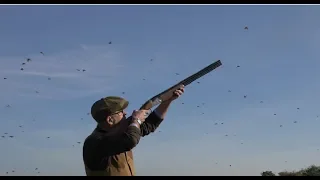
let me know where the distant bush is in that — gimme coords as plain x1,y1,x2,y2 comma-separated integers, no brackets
300,165,320,176
261,171,276,176
261,165,320,176
278,171,302,176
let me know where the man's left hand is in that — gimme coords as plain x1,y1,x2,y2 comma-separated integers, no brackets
168,85,185,101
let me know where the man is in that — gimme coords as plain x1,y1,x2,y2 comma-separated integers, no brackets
83,85,185,176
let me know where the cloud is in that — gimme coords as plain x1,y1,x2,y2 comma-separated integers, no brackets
0,137,86,176
80,44,89,51
0,44,125,101
0,122,98,176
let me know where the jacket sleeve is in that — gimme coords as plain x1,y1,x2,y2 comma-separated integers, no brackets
100,125,142,155
139,110,164,137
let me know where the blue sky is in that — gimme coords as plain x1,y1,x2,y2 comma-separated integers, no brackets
1,5,320,176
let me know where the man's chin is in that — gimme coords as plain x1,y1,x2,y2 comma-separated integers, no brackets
116,117,128,126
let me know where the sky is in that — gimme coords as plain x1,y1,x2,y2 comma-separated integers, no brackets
1,5,320,176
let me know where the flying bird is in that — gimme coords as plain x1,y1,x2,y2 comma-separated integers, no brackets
26,58,31,62
108,41,112,44
40,52,44,55
244,26,248,30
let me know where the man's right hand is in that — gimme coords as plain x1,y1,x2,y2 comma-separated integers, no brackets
131,109,151,123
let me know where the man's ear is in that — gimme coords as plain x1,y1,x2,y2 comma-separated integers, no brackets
106,116,113,125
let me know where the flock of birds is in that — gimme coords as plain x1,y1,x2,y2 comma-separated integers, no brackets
1,40,117,175
1,25,319,175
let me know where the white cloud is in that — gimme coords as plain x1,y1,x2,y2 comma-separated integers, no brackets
0,124,98,176
0,138,86,176
0,44,126,101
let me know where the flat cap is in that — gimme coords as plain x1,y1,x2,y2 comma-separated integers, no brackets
91,96,129,122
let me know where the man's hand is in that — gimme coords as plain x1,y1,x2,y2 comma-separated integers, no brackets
168,85,185,102
131,109,151,123
153,85,185,119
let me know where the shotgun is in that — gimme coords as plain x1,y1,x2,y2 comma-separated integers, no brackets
140,60,222,110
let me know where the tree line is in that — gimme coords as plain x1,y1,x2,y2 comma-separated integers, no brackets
261,165,320,176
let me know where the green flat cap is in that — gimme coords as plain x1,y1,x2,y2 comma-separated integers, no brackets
91,96,129,122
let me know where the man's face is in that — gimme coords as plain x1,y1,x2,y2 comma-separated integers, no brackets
108,109,127,126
